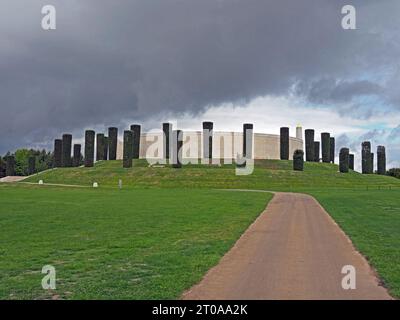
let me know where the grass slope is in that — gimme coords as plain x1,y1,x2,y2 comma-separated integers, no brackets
311,189,400,298
0,184,271,299
4,159,400,299
24,159,400,191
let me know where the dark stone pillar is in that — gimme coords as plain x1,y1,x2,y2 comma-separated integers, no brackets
172,130,183,168
377,146,386,175
130,124,141,159
314,141,320,162
108,127,118,160
330,137,335,163
203,122,213,161
28,156,36,175
280,127,289,160
61,134,72,167
73,144,81,167
349,154,354,170
96,133,105,161
293,150,304,171
321,132,331,163
103,137,108,160
371,153,374,173
163,123,172,160
361,141,371,174
243,124,254,159
123,130,133,168
339,148,349,173
53,139,62,168
84,130,95,167
305,129,315,162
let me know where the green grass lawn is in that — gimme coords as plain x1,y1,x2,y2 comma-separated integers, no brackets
24,159,400,191
310,189,400,298
3,159,400,299
0,184,271,299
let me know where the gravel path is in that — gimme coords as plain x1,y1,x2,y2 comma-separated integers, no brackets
183,192,392,300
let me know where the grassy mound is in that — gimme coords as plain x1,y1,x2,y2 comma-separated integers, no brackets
3,159,400,299
23,159,400,191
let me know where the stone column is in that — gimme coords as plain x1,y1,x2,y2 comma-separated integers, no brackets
61,134,72,167
361,141,371,174
377,146,386,175
172,130,183,168
203,122,213,162
280,127,289,160
103,137,108,160
6,156,15,176
305,129,314,162
330,137,335,163
123,130,133,168
163,123,172,160
349,154,354,170
84,130,95,167
108,127,118,160
53,139,62,168
73,144,81,167
321,132,331,163
371,153,374,173
96,133,105,161
130,124,141,159
339,148,349,173
243,124,254,159
314,141,320,162
293,150,304,171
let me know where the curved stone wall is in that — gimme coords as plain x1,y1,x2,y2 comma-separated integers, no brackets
116,131,303,160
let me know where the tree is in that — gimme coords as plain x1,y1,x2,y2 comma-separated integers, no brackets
0,156,6,178
387,168,400,179
14,149,31,176
2,149,53,176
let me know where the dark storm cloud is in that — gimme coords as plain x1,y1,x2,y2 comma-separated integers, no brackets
335,134,351,152
359,129,386,144
295,79,383,104
0,0,400,153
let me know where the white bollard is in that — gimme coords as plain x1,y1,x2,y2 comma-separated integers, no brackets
38,180,44,185
93,182,99,188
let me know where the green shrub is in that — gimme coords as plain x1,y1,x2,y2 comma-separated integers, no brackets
387,168,400,179
0,156,5,178
293,149,304,171
1,149,53,176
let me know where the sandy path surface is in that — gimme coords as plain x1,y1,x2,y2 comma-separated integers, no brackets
182,192,391,300
0,176,27,183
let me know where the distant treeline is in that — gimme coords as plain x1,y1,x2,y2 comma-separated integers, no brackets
0,149,53,178
387,168,400,179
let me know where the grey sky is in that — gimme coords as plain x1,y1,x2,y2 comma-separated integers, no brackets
1,0,400,164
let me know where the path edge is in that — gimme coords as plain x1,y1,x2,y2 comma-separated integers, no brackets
180,191,275,299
